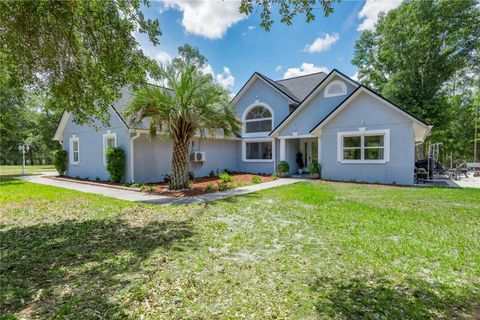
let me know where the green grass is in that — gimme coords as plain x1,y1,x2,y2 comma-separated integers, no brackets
1,178,479,319
0,165,56,176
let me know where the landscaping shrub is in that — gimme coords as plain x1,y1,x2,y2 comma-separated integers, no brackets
277,161,289,173
252,176,262,184
308,161,320,174
106,147,125,183
219,172,233,183
52,149,67,175
206,184,215,192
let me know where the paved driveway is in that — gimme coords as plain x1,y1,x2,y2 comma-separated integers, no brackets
20,173,303,205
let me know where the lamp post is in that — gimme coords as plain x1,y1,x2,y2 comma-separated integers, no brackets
18,144,30,175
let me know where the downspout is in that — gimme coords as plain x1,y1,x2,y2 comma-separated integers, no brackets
130,130,141,183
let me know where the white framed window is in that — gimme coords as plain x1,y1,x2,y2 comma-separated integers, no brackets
324,80,347,98
242,138,274,162
337,129,390,164
103,132,117,165
69,136,80,165
242,103,273,137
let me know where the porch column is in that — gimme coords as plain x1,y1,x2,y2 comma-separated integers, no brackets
280,138,286,161
317,136,321,163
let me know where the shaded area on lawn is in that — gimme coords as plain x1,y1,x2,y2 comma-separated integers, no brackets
0,218,195,318
312,275,479,319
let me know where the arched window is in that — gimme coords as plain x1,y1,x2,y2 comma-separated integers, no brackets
324,80,347,98
243,105,273,134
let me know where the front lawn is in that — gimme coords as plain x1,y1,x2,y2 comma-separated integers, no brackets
1,178,479,319
0,165,56,176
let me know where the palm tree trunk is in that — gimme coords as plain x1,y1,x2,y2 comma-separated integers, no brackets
170,140,190,190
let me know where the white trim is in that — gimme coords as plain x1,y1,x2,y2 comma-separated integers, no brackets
231,73,297,106
130,131,141,182
337,129,390,164
102,131,117,165
53,112,71,141
242,102,274,137
69,135,80,165
242,138,275,162
310,87,430,136
279,139,286,161
270,70,359,137
278,134,315,139
324,80,347,98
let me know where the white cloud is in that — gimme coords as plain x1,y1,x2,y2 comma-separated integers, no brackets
247,25,255,31
357,0,402,31
351,71,359,81
283,63,329,79
161,0,245,39
216,67,235,89
202,65,235,89
304,33,340,53
275,65,283,72
154,51,173,64
201,64,214,76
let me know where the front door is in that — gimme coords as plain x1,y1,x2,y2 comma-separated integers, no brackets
302,139,318,172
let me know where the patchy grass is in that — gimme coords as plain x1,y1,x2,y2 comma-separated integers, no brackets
0,165,56,176
1,178,479,319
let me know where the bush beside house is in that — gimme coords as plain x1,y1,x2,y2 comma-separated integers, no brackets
106,147,125,183
52,149,67,176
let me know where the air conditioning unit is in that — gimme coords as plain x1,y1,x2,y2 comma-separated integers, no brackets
191,151,206,162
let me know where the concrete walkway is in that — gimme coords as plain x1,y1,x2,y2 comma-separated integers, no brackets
19,173,304,205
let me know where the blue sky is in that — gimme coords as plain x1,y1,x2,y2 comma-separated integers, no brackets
135,0,401,93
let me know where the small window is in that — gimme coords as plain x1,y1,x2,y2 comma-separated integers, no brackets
325,80,347,98
338,130,389,163
243,105,273,134
70,137,79,164
243,140,273,162
103,132,117,165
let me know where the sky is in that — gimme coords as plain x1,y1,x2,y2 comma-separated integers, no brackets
135,0,402,94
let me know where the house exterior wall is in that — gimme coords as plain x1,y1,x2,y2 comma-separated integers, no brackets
133,135,240,183
320,92,416,185
235,77,292,174
278,75,358,136
62,107,132,182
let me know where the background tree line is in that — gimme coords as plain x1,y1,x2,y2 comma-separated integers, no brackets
352,0,479,163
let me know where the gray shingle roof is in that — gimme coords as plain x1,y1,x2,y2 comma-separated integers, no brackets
112,85,174,130
276,72,328,101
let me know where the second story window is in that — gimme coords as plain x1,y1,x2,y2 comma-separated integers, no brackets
244,105,273,134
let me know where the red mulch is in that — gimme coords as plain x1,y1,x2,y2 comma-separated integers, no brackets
147,173,275,197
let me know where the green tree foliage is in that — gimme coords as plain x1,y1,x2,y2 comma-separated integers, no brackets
106,147,125,183
239,0,338,31
352,0,479,160
127,45,241,190
52,149,68,176
0,67,62,165
0,0,161,125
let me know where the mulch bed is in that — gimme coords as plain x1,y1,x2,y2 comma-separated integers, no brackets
47,175,142,191
145,173,275,197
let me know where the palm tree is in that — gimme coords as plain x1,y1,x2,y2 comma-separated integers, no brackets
126,63,240,190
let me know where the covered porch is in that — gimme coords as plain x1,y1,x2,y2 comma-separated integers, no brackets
279,136,320,175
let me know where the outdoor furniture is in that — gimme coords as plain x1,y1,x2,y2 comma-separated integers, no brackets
466,163,480,171
415,167,428,183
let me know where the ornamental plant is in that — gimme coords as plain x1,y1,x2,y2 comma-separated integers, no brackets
52,149,67,175
277,161,290,173
309,161,320,174
106,147,125,183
